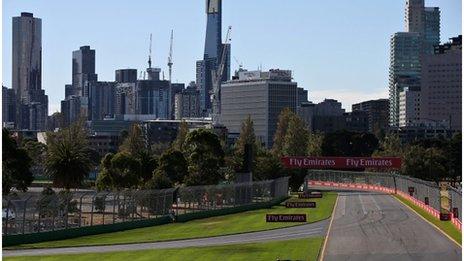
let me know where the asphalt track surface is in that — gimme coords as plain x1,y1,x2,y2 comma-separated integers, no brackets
4,191,461,260
323,191,462,261
3,219,329,257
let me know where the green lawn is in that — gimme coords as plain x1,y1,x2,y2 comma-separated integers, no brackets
395,195,462,245
10,192,337,249
5,237,324,261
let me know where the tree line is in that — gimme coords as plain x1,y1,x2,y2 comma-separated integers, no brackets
3,108,461,195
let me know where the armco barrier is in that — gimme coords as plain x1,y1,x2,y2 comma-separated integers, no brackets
307,180,462,231
3,196,288,247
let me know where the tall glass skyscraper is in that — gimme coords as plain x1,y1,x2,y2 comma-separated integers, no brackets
389,0,440,127
196,0,230,116
72,46,98,97
12,12,48,130
389,32,422,127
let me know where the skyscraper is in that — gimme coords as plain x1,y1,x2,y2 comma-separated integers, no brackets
72,46,98,96
424,7,440,54
12,12,48,130
388,32,421,127
196,0,230,116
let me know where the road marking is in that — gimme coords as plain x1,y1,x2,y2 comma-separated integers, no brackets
371,195,381,211
393,195,462,248
359,194,367,215
319,194,339,261
338,195,346,216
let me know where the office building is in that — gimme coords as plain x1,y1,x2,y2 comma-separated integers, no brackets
115,69,137,83
174,83,201,119
221,69,297,148
115,82,137,115
297,87,309,106
61,96,88,127
297,102,315,130
12,12,48,130
424,7,440,54
420,36,462,130
136,79,170,119
87,81,116,121
72,46,98,96
352,99,389,133
311,99,346,133
343,110,369,133
170,83,186,118
388,32,422,127
398,87,421,127
2,86,16,124
196,0,230,115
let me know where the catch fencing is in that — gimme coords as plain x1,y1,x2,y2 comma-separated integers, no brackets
304,170,461,230
3,177,289,236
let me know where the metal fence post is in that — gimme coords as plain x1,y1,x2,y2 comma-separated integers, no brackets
90,193,95,226
79,193,87,227
5,199,10,236
22,196,32,235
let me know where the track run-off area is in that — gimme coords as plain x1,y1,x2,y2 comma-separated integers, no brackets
4,190,462,260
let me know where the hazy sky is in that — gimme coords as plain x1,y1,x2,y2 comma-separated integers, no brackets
2,0,462,114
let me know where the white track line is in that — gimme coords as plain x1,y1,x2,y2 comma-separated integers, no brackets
359,194,367,215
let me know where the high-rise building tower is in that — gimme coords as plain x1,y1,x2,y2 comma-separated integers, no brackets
388,32,421,127
12,12,48,130
405,0,425,35
72,46,98,96
424,7,440,54
196,0,230,116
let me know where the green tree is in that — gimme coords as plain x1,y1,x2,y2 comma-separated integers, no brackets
283,114,310,156
173,120,188,151
321,130,379,157
307,132,324,156
183,129,225,186
2,128,33,195
272,108,293,156
145,170,173,189
45,120,94,190
156,150,188,185
96,152,140,190
235,115,257,157
448,133,462,184
373,133,403,157
137,150,158,183
22,139,47,176
119,124,147,157
151,142,171,156
253,150,285,181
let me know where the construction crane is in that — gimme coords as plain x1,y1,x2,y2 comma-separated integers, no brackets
148,33,152,69
211,26,232,126
167,30,173,83
233,56,243,70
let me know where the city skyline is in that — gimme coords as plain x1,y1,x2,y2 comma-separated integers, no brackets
2,0,461,114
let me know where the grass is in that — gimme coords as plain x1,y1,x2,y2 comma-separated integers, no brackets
395,194,462,244
4,237,324,261
9,192,337,249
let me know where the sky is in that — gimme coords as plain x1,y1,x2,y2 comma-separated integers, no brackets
2,0,462,114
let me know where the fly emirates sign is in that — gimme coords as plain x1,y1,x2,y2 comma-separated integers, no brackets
281,156,402,169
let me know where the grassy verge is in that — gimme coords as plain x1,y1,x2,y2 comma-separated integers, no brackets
4,237,324,261
9,192,337,249
395,195,462,244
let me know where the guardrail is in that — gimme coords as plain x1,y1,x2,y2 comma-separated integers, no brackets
305,170,461,231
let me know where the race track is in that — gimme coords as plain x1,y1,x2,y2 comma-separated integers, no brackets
323,191,461,261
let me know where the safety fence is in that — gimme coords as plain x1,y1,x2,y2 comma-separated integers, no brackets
3,177,289,236
304,170,461,231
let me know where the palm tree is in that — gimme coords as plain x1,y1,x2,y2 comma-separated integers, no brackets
45,119,94,190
